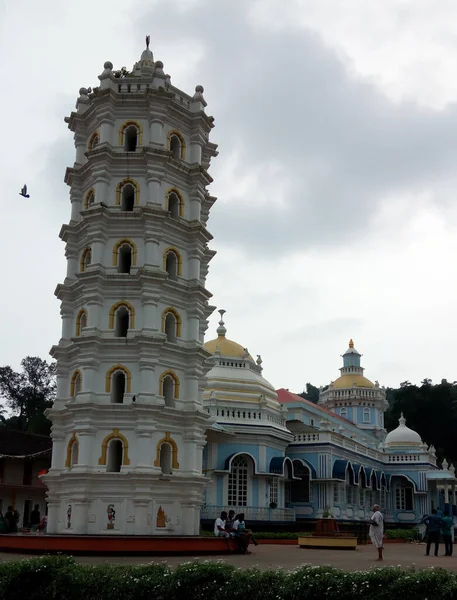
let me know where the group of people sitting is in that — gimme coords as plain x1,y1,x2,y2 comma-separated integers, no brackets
0,504,47,534
214,510,258,553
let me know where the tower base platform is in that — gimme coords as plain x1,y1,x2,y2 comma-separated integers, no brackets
0,534,239,556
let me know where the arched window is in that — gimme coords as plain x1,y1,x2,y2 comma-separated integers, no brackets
115,306,130,337
346,468,357,505
168,130,185,160
163,247,182,280
84,189,95,209
166,189,183,219
124,125,138,152
65,433,79,468
80,248,92,272
340,407,347,419
111,371,126,404
107,439,123,472
121,184,135,211
118,121,143,151
71,439,79,466
116,178,139,210
70,370,82,397
154,433,179,470
363,407,370,424
112,239,137,273
109,301,135,333
98,429,130,467
162,308,182,342
159,443,173,475
291,461,311,503
75,309,88,337
228,455,252,507
105,364,132,403
394,477,414,511
88,131,99,151
160,370,180,408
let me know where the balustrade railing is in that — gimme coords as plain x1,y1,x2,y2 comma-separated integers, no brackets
201,505,296,522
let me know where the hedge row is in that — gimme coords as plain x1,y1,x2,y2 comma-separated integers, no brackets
1,555,456,600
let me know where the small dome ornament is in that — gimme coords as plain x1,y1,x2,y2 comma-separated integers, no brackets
384,412,422,447
216,309,227,337
140,35,154,62
349,339,354,348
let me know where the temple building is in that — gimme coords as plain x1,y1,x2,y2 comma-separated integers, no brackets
202,328,456,525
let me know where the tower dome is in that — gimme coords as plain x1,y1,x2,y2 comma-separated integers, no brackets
384,414,422,448
203,310,278,407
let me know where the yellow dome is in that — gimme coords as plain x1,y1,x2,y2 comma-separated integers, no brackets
332,374,374,389
204,335,254,360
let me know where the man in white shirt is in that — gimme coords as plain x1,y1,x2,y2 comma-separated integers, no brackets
367,504,384,561
214,511,229,537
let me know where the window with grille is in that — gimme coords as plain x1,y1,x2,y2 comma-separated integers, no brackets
333,483,344,503
359,487,365,506
395,483,414,510
269,479,278,506
346,485,358,505
228,455,249,506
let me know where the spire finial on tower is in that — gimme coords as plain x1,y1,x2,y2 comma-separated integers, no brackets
399,412,406,426
217,309,227,337
146,35,150,49
349,339,354,348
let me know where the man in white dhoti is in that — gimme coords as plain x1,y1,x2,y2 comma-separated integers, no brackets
367,504,384,561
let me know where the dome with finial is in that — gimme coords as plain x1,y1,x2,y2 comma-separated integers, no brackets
384,413,422,447
137,35,154,67
204,309,254,360
203,310,278,407
331,339,375,389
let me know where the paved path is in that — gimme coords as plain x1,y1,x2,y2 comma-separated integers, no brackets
1,543,457,572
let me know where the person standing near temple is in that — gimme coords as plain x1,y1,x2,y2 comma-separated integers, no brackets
441,510,453,556
421,509,443,557
367,504,384,561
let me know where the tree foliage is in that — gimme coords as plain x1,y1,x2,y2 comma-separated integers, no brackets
0,356,56,435
299,382,320,404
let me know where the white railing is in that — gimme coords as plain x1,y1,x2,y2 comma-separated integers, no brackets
388,454,421,462
201,505,296,522
206,407,287,428
293,433,320,442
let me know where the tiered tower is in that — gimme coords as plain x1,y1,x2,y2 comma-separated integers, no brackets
45,37,218,535
318,340,388,439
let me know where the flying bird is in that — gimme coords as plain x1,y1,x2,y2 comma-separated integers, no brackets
19,185,30,198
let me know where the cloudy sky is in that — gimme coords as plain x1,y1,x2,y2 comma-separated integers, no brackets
2,0,457,392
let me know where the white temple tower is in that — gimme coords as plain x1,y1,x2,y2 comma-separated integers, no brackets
44,38,218,535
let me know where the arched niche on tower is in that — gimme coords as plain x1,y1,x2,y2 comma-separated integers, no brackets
80,248,92,272
167,130,186,160
70,370,82,397
98,429,131,468
105,364,132,404
75,309,88,337
154,432,179,470
161,307,182,342
116,178,140,211
118,120,143,151
65,432,79,468
159,370,180,408
88,131,100,151
109,301,135,337
112,239,137,274
162,246,182,280
166,188,184,218
84,188,95,209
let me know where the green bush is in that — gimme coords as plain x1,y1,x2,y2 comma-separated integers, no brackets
385,528,422,541
1,556,457,600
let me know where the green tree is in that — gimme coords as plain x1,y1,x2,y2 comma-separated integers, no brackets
0,356,56,435
299,383,320,404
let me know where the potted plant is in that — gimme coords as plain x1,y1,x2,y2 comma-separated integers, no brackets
269,502,278,509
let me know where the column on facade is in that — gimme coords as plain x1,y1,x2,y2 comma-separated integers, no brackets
61,306,73,340
55,368,68,401
187,308,200,341
75,431,94,468
50,433,66,470
188,192,202,221
149,119,164,146
144,237,160,268
71,502,89,534
99,118,114,145
45,503,60,534
138,357,157,403
185,375,200,407
66,248,79,279
140,295,158,332
444,483,450,505
86,299,102,331
94,178,109,205
74,132,87,166
190,141,202,164
90,235,106,266
452,484,456,512
188,251,201,281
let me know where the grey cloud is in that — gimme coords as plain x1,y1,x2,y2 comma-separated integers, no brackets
135,0,457,255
